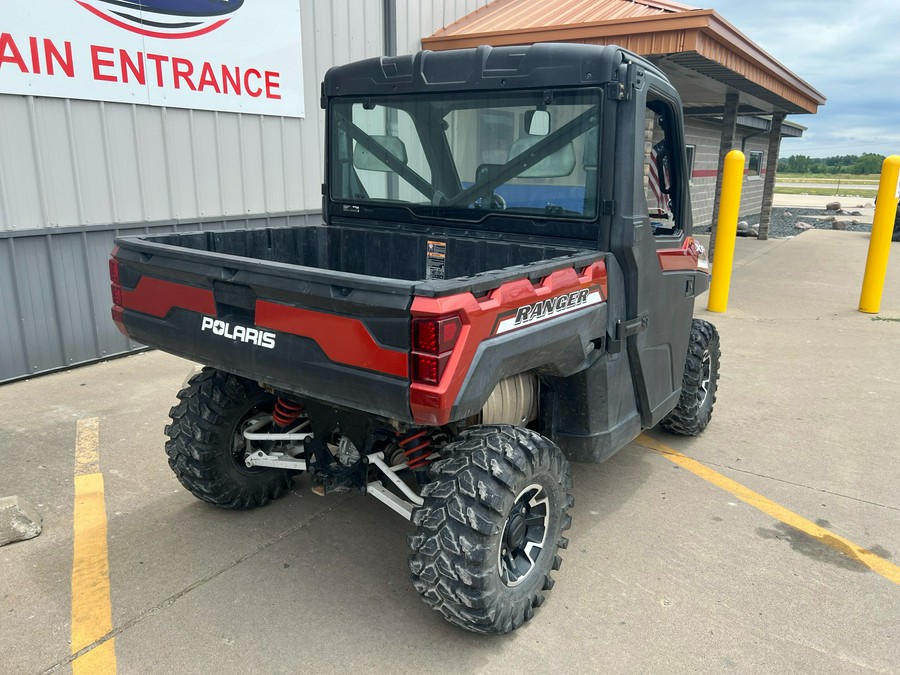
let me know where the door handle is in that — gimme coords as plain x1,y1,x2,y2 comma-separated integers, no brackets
606,313,649,353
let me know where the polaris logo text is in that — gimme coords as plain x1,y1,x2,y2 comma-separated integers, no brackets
201,316,276,349
495,288,604,335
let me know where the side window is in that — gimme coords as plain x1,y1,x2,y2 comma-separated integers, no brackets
748,150,763,178
643,94,683,236
685,145,696,184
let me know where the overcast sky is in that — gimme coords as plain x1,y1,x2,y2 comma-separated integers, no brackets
699,0,900,158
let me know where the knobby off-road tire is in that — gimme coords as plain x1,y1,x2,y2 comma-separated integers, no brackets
660,318,720,436
408,425,573,634
165,368,293,509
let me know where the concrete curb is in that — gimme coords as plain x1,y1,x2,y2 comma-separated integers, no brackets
0,496,43,546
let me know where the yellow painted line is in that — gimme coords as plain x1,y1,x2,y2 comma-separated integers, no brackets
75,416,100,476
72,639,116,675
636,433,900,587
72,417,117,674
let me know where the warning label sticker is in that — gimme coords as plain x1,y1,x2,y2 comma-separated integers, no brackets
426,240,446,281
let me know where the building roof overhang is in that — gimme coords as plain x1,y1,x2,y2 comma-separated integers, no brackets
687,114,805,138
424,4,826,116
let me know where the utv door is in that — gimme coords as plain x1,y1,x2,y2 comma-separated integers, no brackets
610,80,698,427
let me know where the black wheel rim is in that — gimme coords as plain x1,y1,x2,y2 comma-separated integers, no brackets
230,403,276,475
498,483,549,587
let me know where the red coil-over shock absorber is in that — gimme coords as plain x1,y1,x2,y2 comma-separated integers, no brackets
398,429,433,470
272,398,304,429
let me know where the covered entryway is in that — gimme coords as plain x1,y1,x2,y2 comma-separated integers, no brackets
423,0,826,242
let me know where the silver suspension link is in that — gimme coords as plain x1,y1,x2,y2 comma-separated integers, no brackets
241,425,425,520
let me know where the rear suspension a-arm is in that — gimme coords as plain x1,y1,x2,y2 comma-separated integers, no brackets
243,431,427,520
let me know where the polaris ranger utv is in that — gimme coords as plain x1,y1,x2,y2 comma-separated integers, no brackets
109,43,720,634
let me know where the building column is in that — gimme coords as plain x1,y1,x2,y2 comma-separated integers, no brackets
709,91,740,261
757,112,786,241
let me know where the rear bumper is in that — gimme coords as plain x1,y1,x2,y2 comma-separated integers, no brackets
122,308,413,422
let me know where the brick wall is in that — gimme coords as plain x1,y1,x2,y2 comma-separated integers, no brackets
739,136,771,222
685,118,775,228
684,119,720,228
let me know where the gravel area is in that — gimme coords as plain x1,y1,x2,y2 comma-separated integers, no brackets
695,206,874,238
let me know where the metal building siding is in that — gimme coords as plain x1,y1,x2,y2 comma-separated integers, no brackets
0,98,45,230
0,244,26,378
0,95,321,229
0,0,489,234
0,0,493,382
397,0,493,55
0,0,386,234
0,212,324,382
0,0,395,382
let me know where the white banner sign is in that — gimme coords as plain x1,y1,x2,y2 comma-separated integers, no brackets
0,1,304,117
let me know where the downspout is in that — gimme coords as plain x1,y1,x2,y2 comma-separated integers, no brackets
383,0,399,198
384,0,397,56
741,121,771,152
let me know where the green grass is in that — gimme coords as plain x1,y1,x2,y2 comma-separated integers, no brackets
779,173,880,183
774,187,876,197
871,316,900,323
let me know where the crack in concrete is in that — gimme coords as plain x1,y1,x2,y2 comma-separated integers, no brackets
751,623,888,673
703,460,899,513
42,495,353,674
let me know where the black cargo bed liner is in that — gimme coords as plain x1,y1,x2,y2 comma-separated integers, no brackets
125,223,601,298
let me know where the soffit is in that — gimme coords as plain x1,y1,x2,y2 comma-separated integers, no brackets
424,0,826,115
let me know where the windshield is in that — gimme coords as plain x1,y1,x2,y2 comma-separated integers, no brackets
329,89,601,222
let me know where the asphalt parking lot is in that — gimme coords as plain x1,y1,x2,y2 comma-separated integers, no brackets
2,229,899,674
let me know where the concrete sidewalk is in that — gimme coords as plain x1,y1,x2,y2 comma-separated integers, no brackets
693,228,899,537
0,230,898,673
772,192,877,224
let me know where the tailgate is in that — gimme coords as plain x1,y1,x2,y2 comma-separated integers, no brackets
111,235,416,422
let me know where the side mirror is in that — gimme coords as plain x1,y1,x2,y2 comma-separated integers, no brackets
525,110,550,136
352,135,408,172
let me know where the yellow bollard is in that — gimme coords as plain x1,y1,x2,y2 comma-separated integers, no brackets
859,155,900,314
707,149,745,313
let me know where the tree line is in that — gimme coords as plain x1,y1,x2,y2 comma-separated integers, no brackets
777,153,884,175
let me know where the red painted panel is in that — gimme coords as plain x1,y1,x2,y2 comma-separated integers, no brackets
409,260,608,425
119,277,216,318
657,236,705,272
255,301,408,378
692,168,767,179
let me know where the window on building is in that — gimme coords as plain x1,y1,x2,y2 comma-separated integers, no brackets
685,145,696,184
748,150,764,178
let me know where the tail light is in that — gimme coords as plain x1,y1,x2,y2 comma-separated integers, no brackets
109,257,129,337
111,306,125,325
108,258,120,285
109,258,123,307
411,315,462,385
